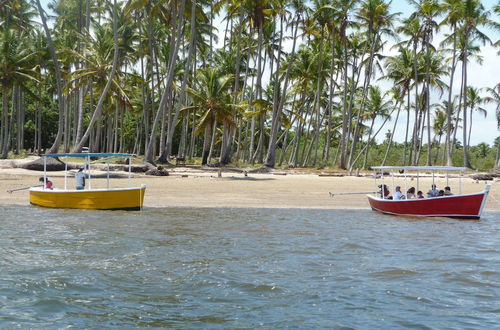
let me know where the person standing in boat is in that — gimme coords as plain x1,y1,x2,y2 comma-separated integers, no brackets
394,186,405,200
75,165,86,190
427,184,439,197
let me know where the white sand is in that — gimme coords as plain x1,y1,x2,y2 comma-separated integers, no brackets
1,164,499,210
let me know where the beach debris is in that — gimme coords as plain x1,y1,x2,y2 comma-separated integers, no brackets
248,167,271,174
145,166,169,176
470,174,495,181
21,157,66,171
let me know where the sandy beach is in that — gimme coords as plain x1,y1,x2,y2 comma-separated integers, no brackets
1,158,499,211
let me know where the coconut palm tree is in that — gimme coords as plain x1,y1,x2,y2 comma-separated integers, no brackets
440,0,462,166
411,0,443,166
360,85,392,168
183,67,234,165
35,0,66,154
484,83,500,167
0,28,38,158
465,86,487,148
458,0,493,168
72,0,121,153
431,107,446,163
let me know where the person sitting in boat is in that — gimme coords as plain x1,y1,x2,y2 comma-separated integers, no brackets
438,190,445,196
444,186,453,196
75,165,86,190
417,190,424,199
406,187,416,199
379,184,391,199
393,186,405,200
39,177,53,189
427,184,439,197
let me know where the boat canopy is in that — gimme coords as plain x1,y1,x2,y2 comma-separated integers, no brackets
371,166,467,172
42,153,135,158
40,153,136,190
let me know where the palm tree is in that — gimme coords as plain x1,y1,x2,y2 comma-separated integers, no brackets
431,107,446,163
35,0,66,154
412,0,443,166
347,0,397,169
183,67,234,165
396,16,425,165
440,0,462,166
458,0,493,168
335,0,360,169
382,47,414,166
484,83,500,167
361,85,392,168
0,28,38,158
144,0,187,163
72,0,121,153
465,86,487,148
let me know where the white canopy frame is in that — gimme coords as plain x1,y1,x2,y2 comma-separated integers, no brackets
372,166,467,199
42,153,135,191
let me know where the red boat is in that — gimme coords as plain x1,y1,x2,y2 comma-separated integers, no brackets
368,166,491,219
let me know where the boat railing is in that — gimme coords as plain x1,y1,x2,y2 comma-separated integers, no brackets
372,166,468,200
41,153,136,191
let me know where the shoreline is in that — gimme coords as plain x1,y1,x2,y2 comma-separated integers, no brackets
2,163,500,211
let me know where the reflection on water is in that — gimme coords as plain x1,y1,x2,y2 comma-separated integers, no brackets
1,205,499,328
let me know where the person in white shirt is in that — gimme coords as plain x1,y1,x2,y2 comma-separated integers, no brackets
427,184,439,197
75,166,86,190
393,186,405,200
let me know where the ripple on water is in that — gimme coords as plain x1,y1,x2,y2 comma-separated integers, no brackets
0,206,499,328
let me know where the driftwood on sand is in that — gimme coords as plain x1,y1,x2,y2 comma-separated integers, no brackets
20,157,66,171
470,173,499,181
15,156,154,173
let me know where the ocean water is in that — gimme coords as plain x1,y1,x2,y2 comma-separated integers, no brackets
0,205,499,329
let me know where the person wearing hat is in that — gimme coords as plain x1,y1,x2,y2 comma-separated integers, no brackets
75,165,86,190
393,186,405,200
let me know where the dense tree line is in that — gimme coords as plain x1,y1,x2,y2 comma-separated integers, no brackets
0,0,499,169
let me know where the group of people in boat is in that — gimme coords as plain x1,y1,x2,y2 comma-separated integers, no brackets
380,184,452,200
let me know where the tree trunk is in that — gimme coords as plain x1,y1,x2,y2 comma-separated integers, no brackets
265,14,299,168
72,0,120,153
339,43,350,169
159,0,196,163
445,30,457,166
201,119,213,165
36,0,65,154
382,99,403,166
144,0,186,163
462,38,472,169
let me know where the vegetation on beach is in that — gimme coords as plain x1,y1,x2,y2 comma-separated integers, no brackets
0,0,499,170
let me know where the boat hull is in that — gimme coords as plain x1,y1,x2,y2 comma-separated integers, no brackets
367,186,490,219
29,185,146,211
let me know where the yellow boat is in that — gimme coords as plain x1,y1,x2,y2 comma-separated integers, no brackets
29,153,146,211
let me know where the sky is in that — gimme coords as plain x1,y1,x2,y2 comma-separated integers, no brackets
38,0,499,145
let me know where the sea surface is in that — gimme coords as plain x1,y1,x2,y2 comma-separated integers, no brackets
0,205,499,329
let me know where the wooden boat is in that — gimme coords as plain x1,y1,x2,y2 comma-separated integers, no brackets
29,153,146,211
367,166,490,219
